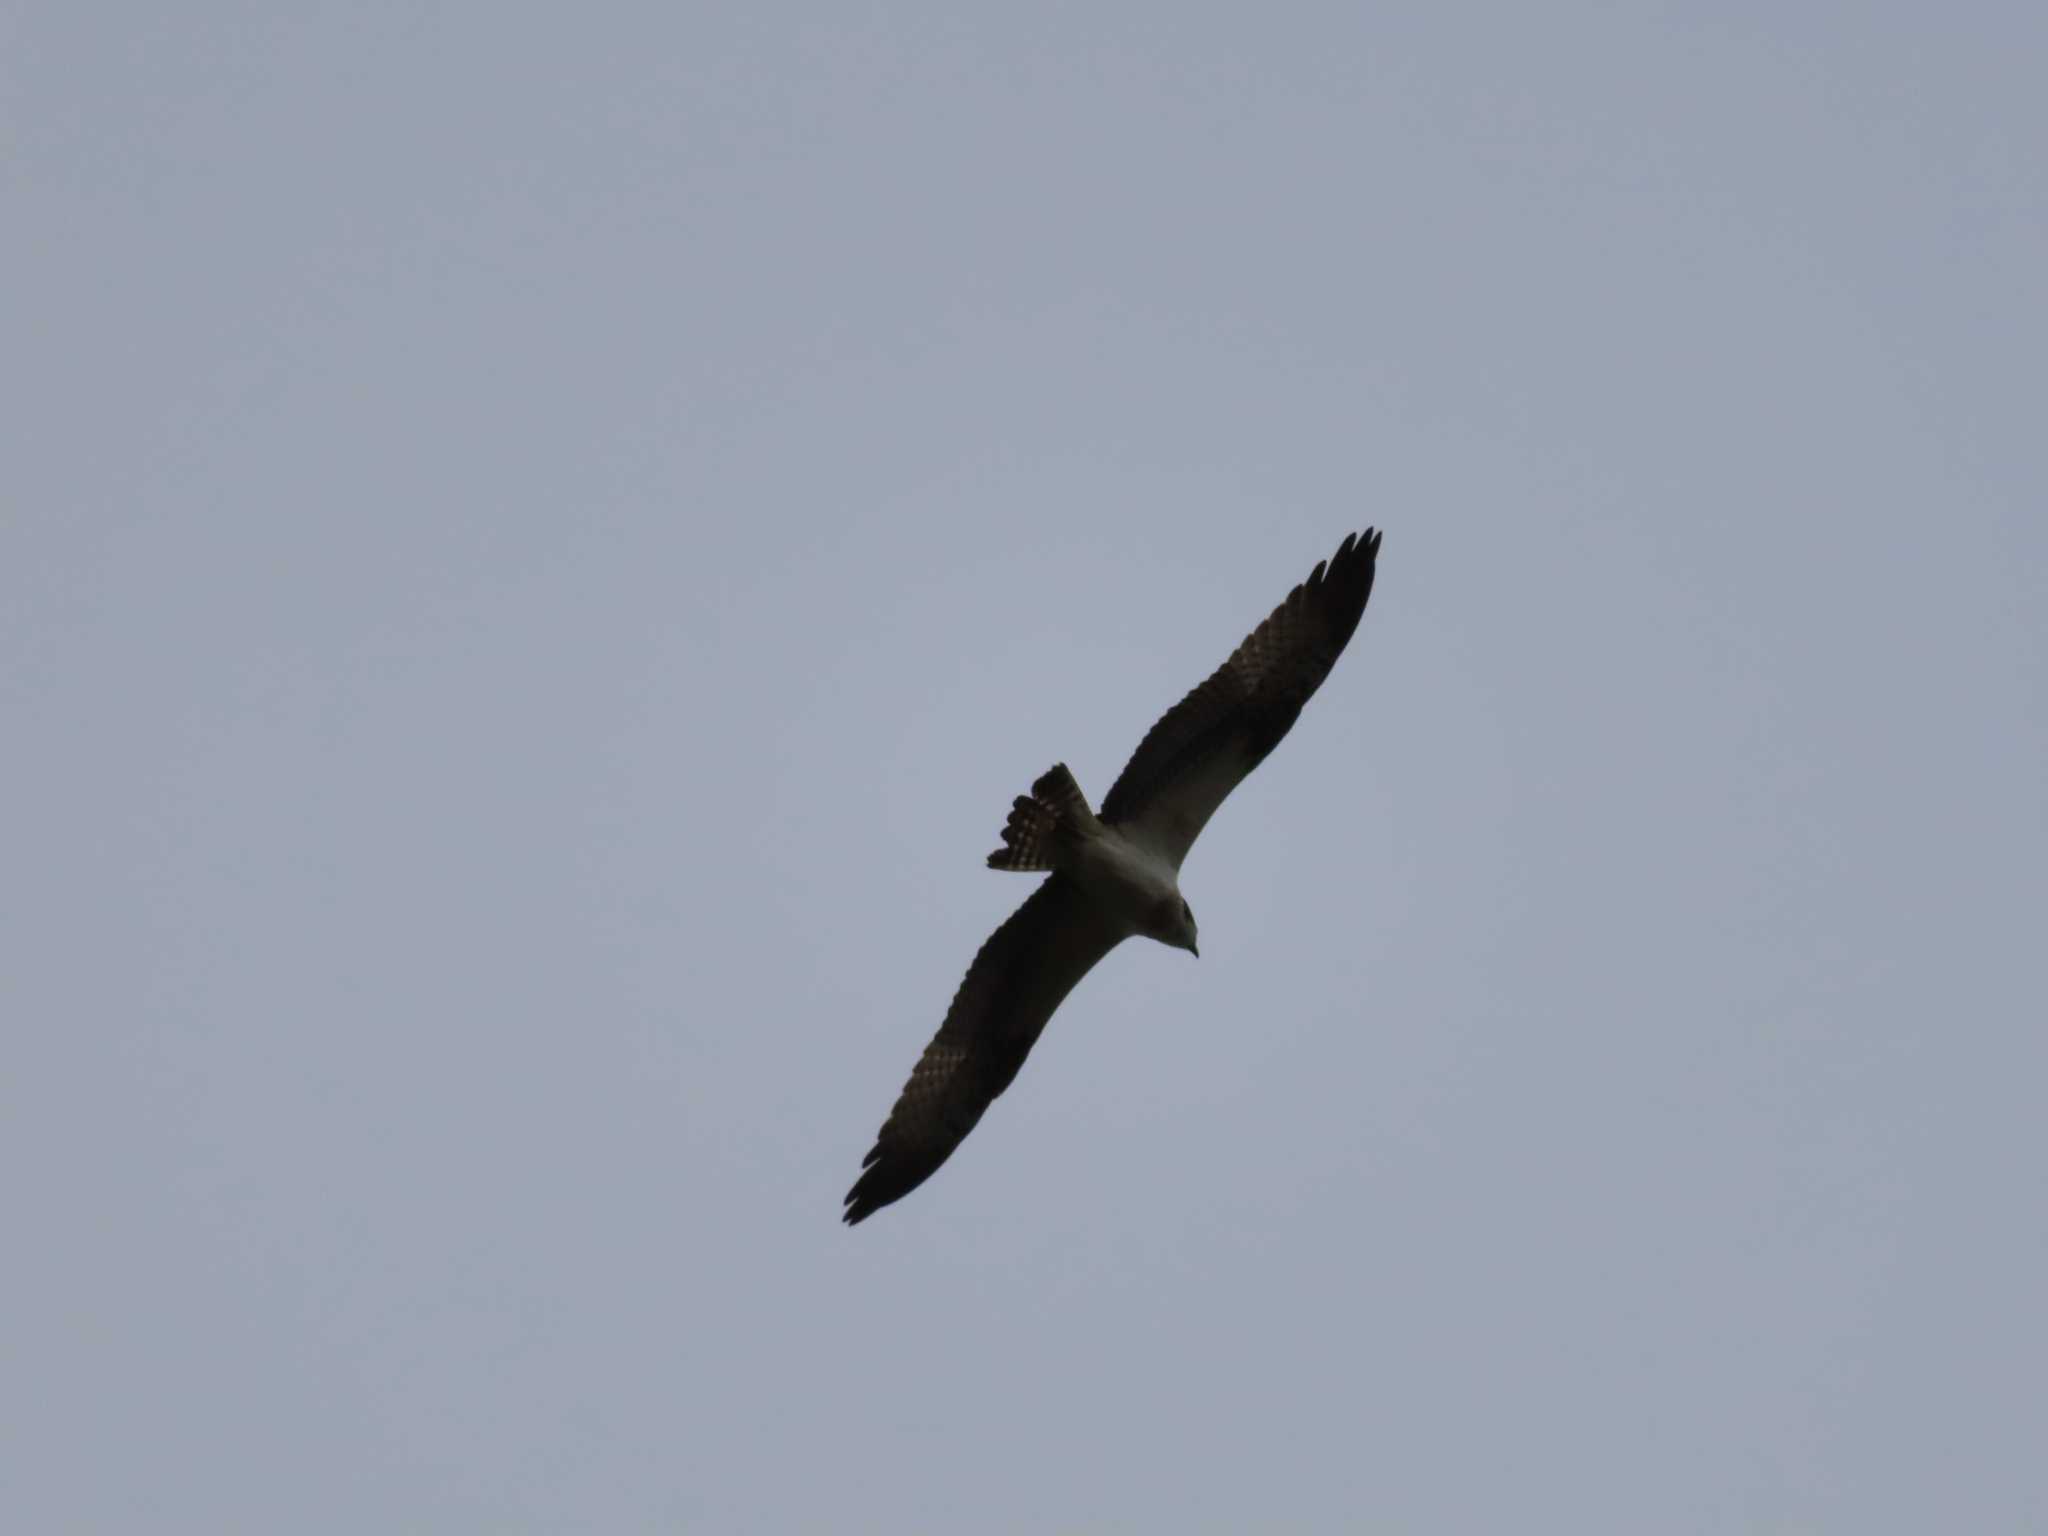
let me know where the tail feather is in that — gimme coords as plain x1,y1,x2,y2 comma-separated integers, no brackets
987,763,1100,871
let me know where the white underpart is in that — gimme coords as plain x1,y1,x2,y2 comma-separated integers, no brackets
1070,822,1188,945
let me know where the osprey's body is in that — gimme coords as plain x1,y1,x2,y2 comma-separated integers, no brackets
996,763,1199,956
1074,820,1197,955
844,530,1381,1224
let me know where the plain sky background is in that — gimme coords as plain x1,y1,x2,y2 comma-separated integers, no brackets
6,4,2045,1530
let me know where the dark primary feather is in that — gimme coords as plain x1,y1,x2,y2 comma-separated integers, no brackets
1100,529,1380,868
843,874,1127,1224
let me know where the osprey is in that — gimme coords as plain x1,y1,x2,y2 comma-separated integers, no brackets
844,530,1382,1224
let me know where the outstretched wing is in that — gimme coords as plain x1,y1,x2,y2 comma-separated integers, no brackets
844,874,1127,1224
1100,529,1380,870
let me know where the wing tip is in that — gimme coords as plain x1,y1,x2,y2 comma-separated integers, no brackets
842,1164,883,1224
1337,526,1379,566
1328,526,1380,614
1293,526,1379,607
842,1152,924,1226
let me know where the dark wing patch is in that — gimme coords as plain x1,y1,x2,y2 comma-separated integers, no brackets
843,874,1127,1224
1099,529,1380,868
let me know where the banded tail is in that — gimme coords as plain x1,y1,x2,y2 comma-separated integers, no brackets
987,763,1102,871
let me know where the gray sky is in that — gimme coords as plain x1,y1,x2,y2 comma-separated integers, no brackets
7,4,2045,1530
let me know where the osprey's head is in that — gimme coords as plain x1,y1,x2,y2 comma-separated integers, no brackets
1151,894,1199,958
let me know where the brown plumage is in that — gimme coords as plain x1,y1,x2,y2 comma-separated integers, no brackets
845,531,1381,1225
987,763,1100,871
842,875,1125,1224
1100,529,1380,867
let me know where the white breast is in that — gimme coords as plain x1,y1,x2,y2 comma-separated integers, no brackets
1071,823,1182,931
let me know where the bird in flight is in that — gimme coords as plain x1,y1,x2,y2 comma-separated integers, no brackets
844,531,1382,1224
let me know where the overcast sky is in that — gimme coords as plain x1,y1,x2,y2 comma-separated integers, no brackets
7,4,2045,1530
